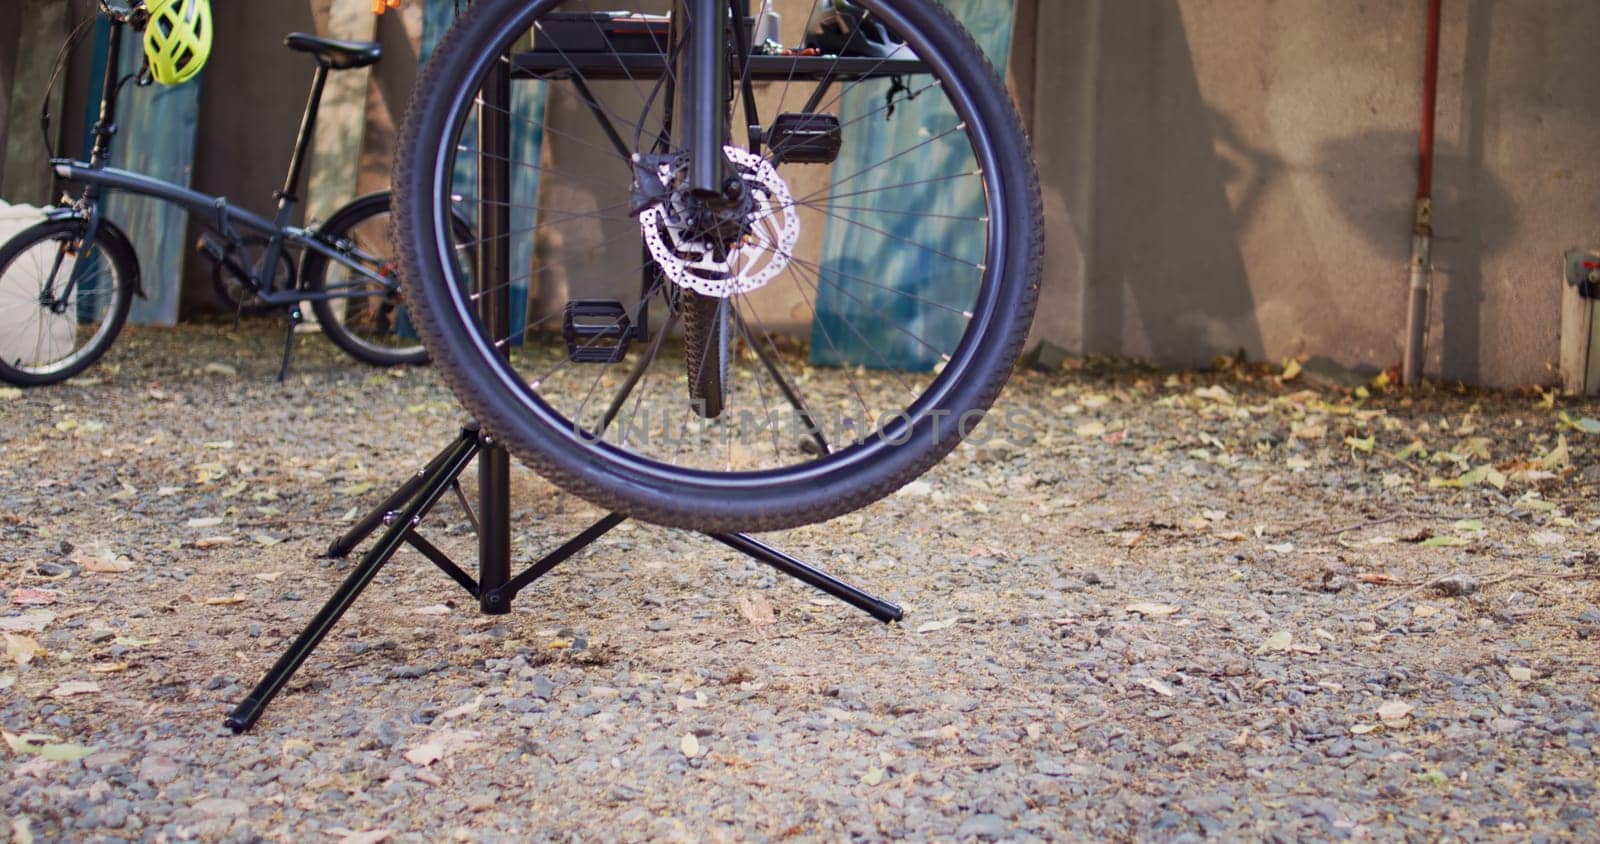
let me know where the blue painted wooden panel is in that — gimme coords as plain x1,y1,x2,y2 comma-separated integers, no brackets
810,0,1015,370
421,0,544,344
96,25,204,327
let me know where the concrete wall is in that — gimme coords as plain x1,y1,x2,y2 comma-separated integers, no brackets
1019,0,1600,387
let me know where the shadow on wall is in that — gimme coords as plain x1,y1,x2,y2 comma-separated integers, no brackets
1315,130,1516,381
1083,1,1265,367
1314,0,1508,383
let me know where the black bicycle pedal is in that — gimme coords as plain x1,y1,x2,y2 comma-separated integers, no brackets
563,299,634,364
768,113,842,165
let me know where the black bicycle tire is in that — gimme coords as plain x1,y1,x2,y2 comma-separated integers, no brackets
682,290,729,419
0,219,137,387
302,192,429,367
394,0,1043,533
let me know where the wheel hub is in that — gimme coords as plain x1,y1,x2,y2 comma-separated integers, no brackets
639,146,800,299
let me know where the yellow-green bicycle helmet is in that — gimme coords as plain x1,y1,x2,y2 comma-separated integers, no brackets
143,0,213,86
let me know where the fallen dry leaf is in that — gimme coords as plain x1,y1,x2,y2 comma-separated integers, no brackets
440,695,485,721
39,743,97,762
1377,700,1414,722
0,611,55,633
404,742,445,767
9,589,58,608
50,681,100,698
1257,631,1292,654
204,594,248,606
1133,677,1175,697
4,634,40,666
1529,531,1565,547
402,728,480,767
737,593,776,628
1074,421,1107,438
3,731,60,755
1124,602,1181,618
337,831,394,844
69,544,135,573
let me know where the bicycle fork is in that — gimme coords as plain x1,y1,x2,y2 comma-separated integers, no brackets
674,0,736,200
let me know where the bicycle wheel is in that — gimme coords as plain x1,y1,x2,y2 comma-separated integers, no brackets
395,0,1042,532
0,218,136,387
302,192,459,366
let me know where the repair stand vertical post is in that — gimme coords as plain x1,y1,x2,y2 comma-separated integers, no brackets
476,45,514,615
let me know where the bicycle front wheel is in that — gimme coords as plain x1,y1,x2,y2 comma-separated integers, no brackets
395,0,1042,532
0,218,136,387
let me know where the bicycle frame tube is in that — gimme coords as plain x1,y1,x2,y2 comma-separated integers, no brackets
50,161,393,298
53,161,277,235
295,235,394,296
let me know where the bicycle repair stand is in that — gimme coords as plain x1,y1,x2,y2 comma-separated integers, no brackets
224,54,901,734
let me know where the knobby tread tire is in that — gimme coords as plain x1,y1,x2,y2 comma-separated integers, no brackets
394,0,1043,533
682,290,728,418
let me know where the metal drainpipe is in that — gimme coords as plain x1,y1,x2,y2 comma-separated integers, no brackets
1403,0,1443,386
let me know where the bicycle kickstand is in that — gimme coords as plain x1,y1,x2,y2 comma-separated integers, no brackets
276,306,302,383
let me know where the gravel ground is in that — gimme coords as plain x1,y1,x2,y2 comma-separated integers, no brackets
2,322,1599,842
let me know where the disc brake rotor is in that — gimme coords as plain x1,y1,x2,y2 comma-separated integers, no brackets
640,145,800,299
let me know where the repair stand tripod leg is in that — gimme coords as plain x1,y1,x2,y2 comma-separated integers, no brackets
224,427,483,733
327,438,464,558
226,479,903,731
710,533,902,623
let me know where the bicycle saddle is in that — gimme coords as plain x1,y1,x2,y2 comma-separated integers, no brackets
284,33,382,70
